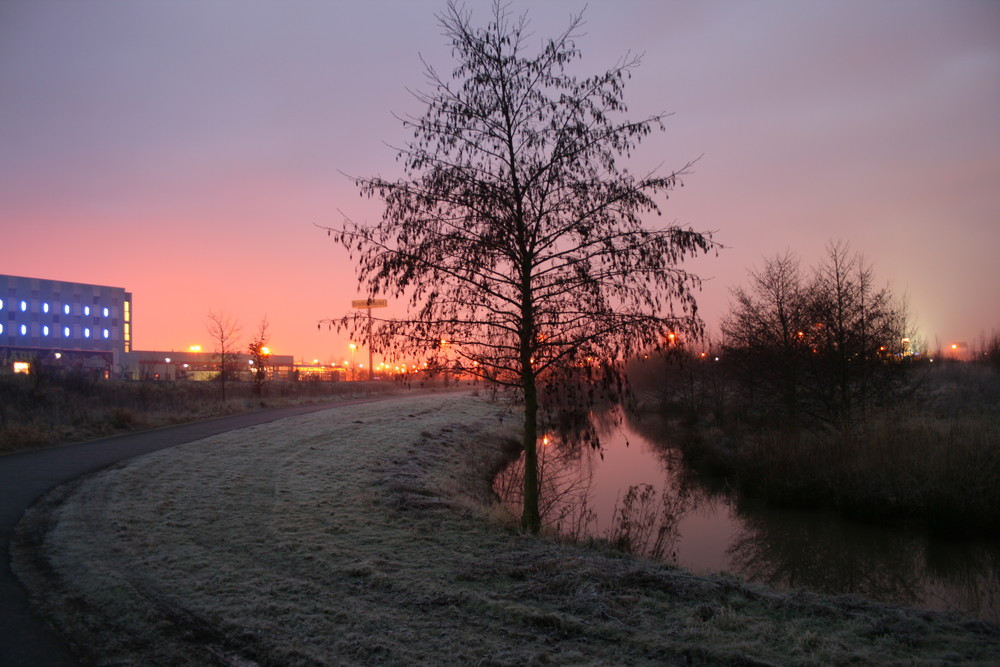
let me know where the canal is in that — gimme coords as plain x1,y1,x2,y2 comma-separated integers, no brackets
494,409,1000,622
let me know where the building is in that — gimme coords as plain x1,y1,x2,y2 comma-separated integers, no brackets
130,349,296,381
2,273,299,381
1,274,132,375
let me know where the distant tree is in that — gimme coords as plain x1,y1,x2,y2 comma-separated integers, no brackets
206,311,242,401
324,2,715,533
803,241,910,428
980,329,1000,371
644,334,729,424
721,251,809,430
722,242,910,433
248,316,271,396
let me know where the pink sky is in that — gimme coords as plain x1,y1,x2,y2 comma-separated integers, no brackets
2,1,998,363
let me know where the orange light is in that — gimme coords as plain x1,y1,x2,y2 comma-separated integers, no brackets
260,346,271,355
951,343,958,350
189,344,202,352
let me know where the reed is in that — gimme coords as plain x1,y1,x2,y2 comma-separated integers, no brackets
679,367,1000,536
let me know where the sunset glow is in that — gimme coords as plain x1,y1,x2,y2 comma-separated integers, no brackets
1,2,997,361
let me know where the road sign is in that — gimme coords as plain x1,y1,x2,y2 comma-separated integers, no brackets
352,299,387,309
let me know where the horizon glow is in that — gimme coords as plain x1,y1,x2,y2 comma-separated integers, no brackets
1,1,997,362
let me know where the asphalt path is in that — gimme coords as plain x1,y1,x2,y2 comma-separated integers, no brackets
0,396,396,667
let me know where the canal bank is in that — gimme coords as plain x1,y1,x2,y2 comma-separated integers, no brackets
12,394,999,664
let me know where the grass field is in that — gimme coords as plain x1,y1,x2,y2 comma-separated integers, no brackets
0,373,402,453
12,393,999,665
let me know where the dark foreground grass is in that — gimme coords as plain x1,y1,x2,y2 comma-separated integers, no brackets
12,395,999,665
0,373,403,453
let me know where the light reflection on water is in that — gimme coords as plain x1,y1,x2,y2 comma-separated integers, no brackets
493,410,1000,622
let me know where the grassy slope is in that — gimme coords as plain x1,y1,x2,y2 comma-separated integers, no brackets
13,394,999,665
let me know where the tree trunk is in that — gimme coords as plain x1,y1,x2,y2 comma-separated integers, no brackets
521,373,541,533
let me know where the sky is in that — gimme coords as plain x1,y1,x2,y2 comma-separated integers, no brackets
2,0,998,363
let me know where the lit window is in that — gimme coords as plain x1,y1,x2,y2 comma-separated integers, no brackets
13,361,30,375
20,324,28,335
84,327,91,338
103,329,109,339
0,323,3,335
64,326,71,337
0,298,4,310
20,300,27,312
43,325,50,336
64,304,71,315
43,302,50,313
84,306,91,316
103,307,110,317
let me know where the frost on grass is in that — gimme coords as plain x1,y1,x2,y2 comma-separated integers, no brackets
13,394,1000,666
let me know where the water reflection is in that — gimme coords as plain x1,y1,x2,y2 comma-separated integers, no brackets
494,410,1000,622
725,499,1000,620
726,502,930,607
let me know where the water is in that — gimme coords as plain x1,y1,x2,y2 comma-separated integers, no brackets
494,411,1000,622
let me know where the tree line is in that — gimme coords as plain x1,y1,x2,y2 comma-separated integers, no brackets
720,241,913,434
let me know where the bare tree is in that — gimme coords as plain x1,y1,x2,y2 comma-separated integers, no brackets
804,240,909,428
248,316,271,396
324,2,715,532
722,242,911,433
206,311,242,401
722,251,809,431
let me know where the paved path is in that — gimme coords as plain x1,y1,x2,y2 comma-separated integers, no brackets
0,396,394,667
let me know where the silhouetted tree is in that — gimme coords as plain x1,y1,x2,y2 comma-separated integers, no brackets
324,2,714,532
248,316,271,396
206,310,242,402
721,251,809,431
722,242,910,433
804,241,909,428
